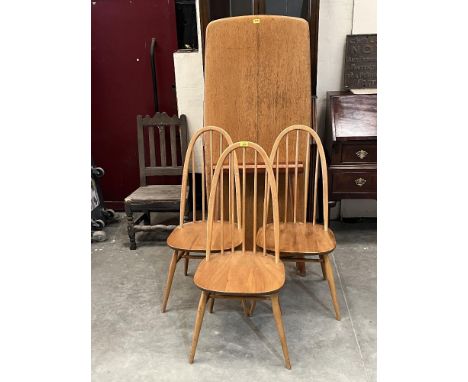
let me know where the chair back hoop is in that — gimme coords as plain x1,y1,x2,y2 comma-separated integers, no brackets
206,141,280,264
179,126,241,226
269,124,329,231
136,113,188,186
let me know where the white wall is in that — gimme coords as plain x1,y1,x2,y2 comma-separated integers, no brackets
173,51,204,171
316,0,354,135
174,0,377,217
352,0,377,34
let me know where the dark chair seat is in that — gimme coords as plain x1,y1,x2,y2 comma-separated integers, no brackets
125,185,182,203
125,184,182,215
194,251,285,295
125,185,182,212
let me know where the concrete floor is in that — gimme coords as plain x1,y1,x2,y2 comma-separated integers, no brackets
92,214,376,382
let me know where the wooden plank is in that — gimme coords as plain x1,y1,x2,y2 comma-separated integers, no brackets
136,116,146,186
169,124,177,166
148,126,156,167
141,111,180,126
211,162,304,172
179,117,188,162
204,16,311,246
257,16,311,156
204,16,258,162
205,16,310,159
145,166,183,176
159,125,167,167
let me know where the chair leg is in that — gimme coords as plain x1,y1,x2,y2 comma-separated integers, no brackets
319,255,327,280
295,262,306,276
125,205,136,250
189,291,209,364
143,210,151,225
241,299,249,316
208,296,215,313
184,256,189,276
323,254,341,321
271,295,291,369
161,250,179,313
248,300,256,317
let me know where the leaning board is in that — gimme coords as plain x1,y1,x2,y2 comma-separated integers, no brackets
204,15,312,247
204,15,311,161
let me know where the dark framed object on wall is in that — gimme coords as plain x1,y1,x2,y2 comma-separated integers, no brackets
175,0,199,50
199,0,320,96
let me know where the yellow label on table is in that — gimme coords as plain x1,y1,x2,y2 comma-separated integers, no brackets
253,18,260,24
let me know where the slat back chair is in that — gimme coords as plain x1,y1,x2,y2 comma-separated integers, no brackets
162,126,243,313
138,112,188,184
190,141,291,369
257,124,340,320
124,113,188,250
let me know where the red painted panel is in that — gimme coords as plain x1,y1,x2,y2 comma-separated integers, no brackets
92,0,178,209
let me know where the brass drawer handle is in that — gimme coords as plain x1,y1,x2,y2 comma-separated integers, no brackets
355,177,367,187
356,149,368,159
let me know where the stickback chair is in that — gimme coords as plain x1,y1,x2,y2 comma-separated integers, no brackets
161,126,243,313
124,113,188,250
256,125,340,320
189,141,291,369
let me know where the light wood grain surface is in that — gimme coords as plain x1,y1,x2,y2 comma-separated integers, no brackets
194,252,285,295
204,16,311,247
167,221,242,253
256,222,336,255
204,16,310,158
190,141,291,368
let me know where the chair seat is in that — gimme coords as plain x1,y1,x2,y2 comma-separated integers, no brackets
125,185,182,203
194,251,285,295
256,222,336,255
167,221,243,252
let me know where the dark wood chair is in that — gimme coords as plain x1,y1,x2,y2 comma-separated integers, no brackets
124,112,188,250
189,141,291,369
256,125,340,320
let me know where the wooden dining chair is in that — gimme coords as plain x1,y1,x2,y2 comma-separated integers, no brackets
189,141,291,369
256,125,340,320
161,126,243,313
124,112,188,250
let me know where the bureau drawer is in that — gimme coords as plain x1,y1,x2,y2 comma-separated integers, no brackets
341,143,376,163
331,142,377,164
329,167,377,199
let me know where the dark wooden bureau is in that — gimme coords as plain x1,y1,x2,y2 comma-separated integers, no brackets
325,91,377,201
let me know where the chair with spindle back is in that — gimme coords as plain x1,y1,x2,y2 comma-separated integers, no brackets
124,113,189,250
161,126,243,313
189,141,291,369
256,125,340,320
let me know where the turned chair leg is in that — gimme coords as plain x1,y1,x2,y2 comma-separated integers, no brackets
161,250,179,313
208,296,215,313
125,205,136,250
319,255,327,280
323,254,341,321
271,295,291,369
189,291,209,363
248,300,256,317
295,261,306,276
143,210,151,225
184,256,189,276
241,299,250,316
